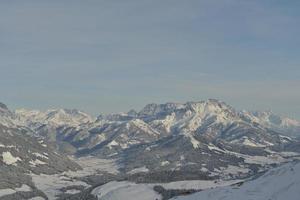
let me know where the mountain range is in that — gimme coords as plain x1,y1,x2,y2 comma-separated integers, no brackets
0,99,300,199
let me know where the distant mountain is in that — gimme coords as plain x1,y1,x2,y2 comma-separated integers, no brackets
0,103,81,198
16,108,94,128
4,99,297,180
1,100,300,199
242,110,300,138
1,100,300,183
15,108,95,147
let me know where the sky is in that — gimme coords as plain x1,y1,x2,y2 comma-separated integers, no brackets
0,0,299,119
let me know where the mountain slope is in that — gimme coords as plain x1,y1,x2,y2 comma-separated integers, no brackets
0,103,82,199
173,161,300,200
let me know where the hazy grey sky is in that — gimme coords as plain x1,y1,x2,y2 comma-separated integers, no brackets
0,0,299,119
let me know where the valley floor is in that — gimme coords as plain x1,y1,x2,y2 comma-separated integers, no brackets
1,153,300,200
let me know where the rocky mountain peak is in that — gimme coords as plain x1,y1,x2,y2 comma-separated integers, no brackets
0,102,8,110
138,102,185,117
15,108,94,128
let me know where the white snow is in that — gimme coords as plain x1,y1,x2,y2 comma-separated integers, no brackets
130,119,161,136
30,158,118,199
279,151,300,157
107,140,119,149
221,149,288,165
207,143,225,153
173,161,300,200
29,158,117,200
243,155,285,165
15,184,32,192
220,165,250,175
151,112,177,133
242,138,266,147
184,134,200,149
65,189,81,194
28,197,45,200
89,134,106,148
200,167,208,172
0,189,16,197
6,145,16,148
31,173,89,199
2,151,21,165
28,156,119,199
91,181,161,200
30,159,47,166
66,157,119,177
160,161,169,166
127,166,149,174
32,152,48,159
279,135,292,141
160,179,243,190
16,108,94,128
0,184,31,198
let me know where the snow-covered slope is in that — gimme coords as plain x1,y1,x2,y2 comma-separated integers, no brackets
91,181,161,200
0,123,81,174
173,161,300,200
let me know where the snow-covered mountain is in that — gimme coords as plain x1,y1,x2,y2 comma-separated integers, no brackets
16,108,94,128
0,123,81,175
2,100,299,175
8,99,299,151
15,108,95,148
73,99,299,154
1,99,300,199
0,103,82,199
242,110,300,138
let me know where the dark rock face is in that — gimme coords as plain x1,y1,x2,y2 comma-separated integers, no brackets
0,102,8,110
153,185,199,200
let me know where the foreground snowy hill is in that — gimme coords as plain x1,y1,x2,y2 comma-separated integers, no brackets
173,161,300,200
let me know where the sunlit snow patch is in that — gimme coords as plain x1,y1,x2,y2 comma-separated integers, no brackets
2,151,21,165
